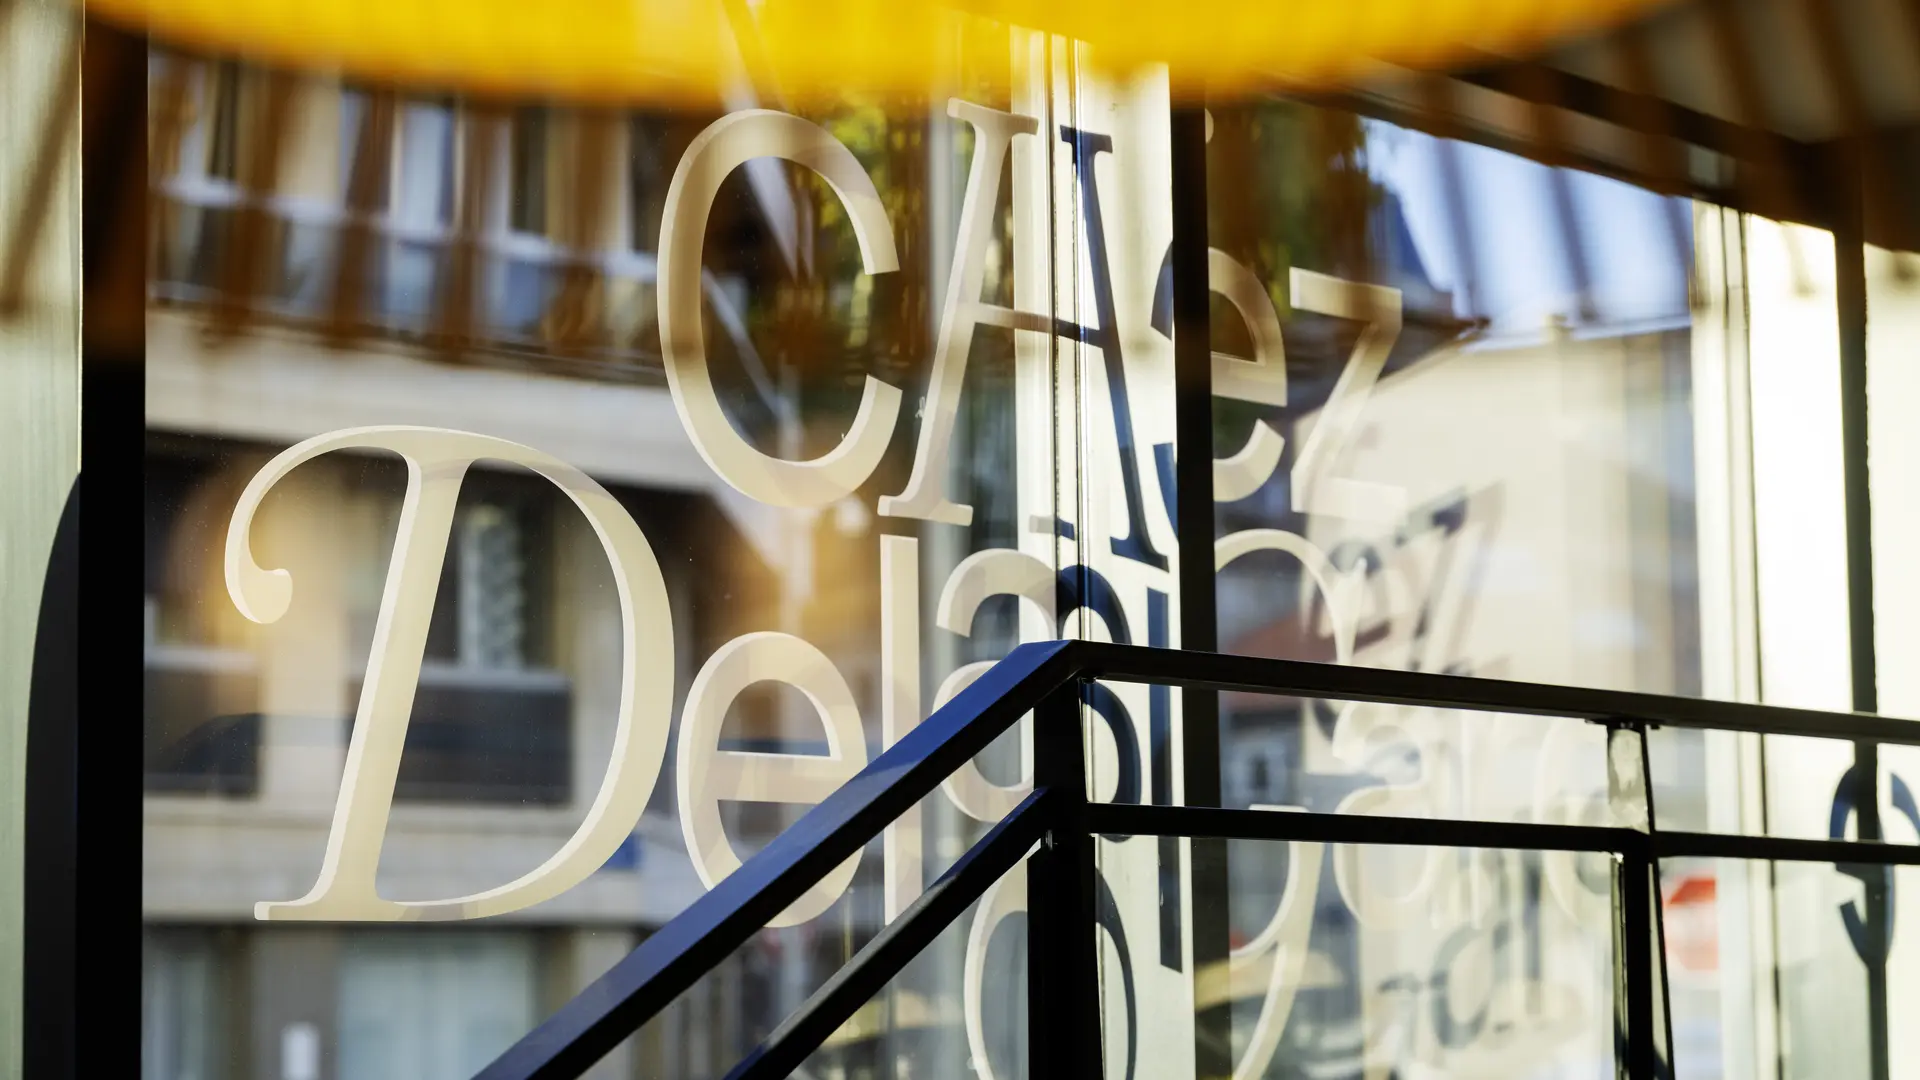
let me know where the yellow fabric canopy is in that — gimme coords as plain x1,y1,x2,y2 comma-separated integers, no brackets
89,0,1670,103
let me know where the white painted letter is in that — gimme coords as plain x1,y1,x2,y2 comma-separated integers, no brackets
678,631,868,926
1228,808,1322,1080
935,548,1055,820
1207,248,1290,502
880,100,1046,525
881,534,923,919
234,427,674,921
1288,270,1407,523
660,110,902,507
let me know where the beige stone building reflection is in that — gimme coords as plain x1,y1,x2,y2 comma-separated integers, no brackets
136,46,1920,1080
141,63,911,1080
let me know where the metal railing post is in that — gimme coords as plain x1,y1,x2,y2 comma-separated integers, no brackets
1031,679,1102,1079
1605,720,1673,1080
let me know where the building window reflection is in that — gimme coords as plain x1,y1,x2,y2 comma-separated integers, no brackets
122,39,1920,1080
145,449,263,795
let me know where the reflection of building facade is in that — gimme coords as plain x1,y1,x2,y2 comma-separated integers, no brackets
1205,129,1716,1078
126,32,1920,1080
143,65,907,1079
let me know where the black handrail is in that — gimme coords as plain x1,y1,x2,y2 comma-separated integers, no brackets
478,638,1920,1080
474,640,1082,1080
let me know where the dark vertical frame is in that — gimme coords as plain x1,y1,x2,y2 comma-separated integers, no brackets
24,16,148,1079
14,15,87,1077
24,16,145,1076
23,481,79,1077
1615,835,1658,1079
1167,100,1228,1079
1639,730,1676,1077
1831,138,1889,1080
1605,719,1673,1080
78,16,148,1080
1030,680,1102,1079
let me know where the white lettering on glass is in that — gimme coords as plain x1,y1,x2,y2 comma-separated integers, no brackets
962,866,1028,1080
232,427,674,921
1215,528,1363,671
659,109,903,508
880,534,924,919
193,87,1640,1078
1287,269,1408,523
676,631,869,927
1205,248,1291,502
221,109,1443,1024
1228,807,1322,1080
880,100,1046,525
933,548,1055,821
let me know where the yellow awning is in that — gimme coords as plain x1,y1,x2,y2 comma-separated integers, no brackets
84,0,1674,104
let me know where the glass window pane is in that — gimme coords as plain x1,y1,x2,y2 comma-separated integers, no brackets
1662,858,1920,1080
1208,838,1616,1079
123,23,1920,1080
141,24,1071,1077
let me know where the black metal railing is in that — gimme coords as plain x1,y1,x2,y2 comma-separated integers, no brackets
476,638,1920,1080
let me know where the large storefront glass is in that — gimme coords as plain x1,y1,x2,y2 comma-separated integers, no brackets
1198,100,1686,1078
136,27,1918,1080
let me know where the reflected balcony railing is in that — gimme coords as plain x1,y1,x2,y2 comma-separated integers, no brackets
148,174,776,397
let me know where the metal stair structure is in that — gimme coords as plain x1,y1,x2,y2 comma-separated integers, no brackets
473,637,1920,1080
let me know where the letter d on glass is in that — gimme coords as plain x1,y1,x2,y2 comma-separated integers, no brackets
229,426,674,921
